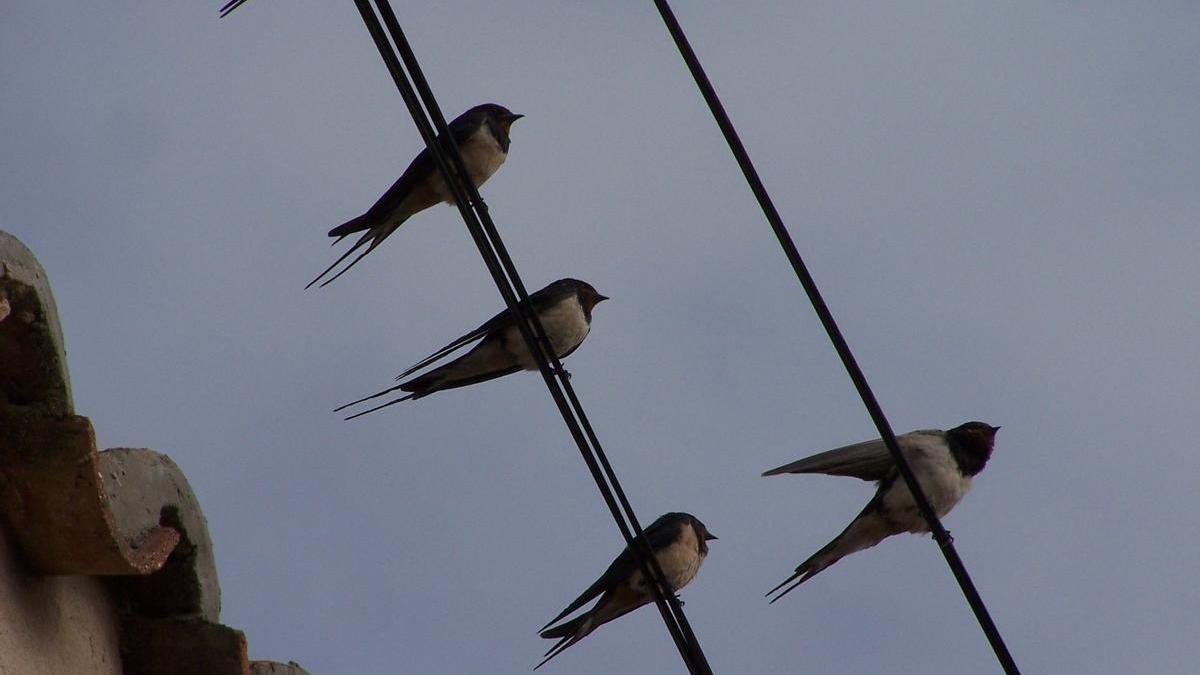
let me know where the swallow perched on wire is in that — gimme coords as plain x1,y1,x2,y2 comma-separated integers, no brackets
535,512,717,670
306,103,524,289
763,421,999,602
336,278,607,419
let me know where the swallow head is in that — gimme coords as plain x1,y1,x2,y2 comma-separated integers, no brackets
573,280,609,314
679,514,717,555
498,109,524,134
469,103,523,135
955,421,1000,444
946,421,1000,477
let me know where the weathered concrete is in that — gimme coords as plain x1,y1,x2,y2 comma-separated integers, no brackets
0,525,124,675
121,617,249,675
0,229,315,673
104,447,221,622
0,414,180,576
0,230,127,672
0,231,73,415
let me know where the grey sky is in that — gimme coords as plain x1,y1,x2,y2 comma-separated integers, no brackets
4,2,1200,673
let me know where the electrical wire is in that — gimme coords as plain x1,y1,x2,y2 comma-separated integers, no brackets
347,1,716,672
218,0,715,669
650,2,1020,673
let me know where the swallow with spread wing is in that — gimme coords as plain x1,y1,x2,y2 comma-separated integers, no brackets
764,421,999,602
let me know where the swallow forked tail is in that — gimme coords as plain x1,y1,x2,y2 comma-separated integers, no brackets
539,613,588,640
327,213,372,248
766,574,805,604
534,615,589,670
767,505,889,603
765,533,849,603
333,384,416,421
765,565,817,604
333,337,503,420
534,593,647,669
305,216,407,289
328,213,371,240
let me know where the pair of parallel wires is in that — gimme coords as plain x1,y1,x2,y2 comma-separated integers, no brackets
222,1,1020,673
339,2,714,672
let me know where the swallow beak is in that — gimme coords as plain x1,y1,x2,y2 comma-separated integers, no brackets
506,113,524,123
991,425,1002,433
705,533,718,541
595,294,610,303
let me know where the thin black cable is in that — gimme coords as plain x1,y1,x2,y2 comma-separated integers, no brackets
351,1,714,672
556,384,712,652
221,0,708,666
650,2,1020,674
366,7,714,670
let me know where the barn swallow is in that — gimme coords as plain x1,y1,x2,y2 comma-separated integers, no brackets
305,103,523,289
335,278,607,419
535,512,717,670
763,421,999,602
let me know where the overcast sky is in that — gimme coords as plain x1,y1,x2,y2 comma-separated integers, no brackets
4,2,1200,673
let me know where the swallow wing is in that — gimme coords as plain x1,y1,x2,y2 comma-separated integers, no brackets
538,516,679,632
394,318,500,381
340,115,484,237
763,438,894,480
398,282,575,380
762,431,942,481
758,425,926,478
538,556,628,634
346,151,433,234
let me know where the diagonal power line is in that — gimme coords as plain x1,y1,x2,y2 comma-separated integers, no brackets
343,1,716,672
649,2,1020,674
218,0,718,668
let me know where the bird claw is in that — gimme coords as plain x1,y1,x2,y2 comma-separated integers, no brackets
674,594,685,607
